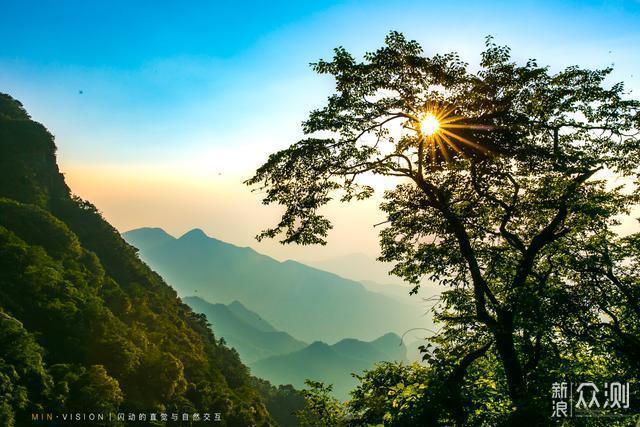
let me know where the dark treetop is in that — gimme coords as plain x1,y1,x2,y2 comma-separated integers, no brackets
247,32,640,424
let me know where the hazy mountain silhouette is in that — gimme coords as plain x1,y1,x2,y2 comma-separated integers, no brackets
123,227,426,343
227,299,278,333
308,254,440,314
307,252,403,284
184,296,410,399
184,296,307,363
252,333,407,400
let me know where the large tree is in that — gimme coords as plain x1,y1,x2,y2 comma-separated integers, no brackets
247,32,640,422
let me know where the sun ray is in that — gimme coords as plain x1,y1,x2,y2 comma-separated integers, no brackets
435,105,457,122
445,123,494,131
434,134,451,162
440,128,489,152
440,115,468,125
438,131,468,158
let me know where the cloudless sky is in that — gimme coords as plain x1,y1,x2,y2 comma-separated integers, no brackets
1,0,639,262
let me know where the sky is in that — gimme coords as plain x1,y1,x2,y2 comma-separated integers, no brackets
1,0,639,262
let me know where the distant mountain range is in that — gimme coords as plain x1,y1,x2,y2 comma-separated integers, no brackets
184,296,307,363
307,252,405,285
308,253,441,307
123,227,427,343
252,333,407,400
185,296,408,400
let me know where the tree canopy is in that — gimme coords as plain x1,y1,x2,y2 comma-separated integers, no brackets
249,32,640,424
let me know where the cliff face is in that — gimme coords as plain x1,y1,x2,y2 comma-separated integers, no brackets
0,93,274,426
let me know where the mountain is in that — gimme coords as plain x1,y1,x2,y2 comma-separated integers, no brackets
123,226,175,251
360,280,439,310
123,227,427,343
252,333,407,400
307,252,403,285
227,299,278,333
308,253,441,311
184,296,411,400
0,93,283,425
184,296,307,363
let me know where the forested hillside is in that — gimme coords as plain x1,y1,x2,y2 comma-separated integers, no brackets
0,93,282,426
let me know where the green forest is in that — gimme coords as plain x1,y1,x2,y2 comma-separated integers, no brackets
0,93,304,426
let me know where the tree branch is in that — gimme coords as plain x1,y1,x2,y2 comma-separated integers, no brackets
511,168,600,289
470,163,525,253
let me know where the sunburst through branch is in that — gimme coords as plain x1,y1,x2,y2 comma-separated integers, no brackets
414,104,494,164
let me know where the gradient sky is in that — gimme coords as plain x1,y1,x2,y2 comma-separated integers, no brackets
1,0,639,262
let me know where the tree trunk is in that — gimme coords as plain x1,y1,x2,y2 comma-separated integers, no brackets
493,319,526,402
492,312,546,424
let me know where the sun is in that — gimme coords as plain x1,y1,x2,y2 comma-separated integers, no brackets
411,104,493,163
420,113,440,136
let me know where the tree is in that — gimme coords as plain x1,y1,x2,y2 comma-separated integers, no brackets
248,32,640,422
50,364,123,414
348,362,432,425
0,310,53,426
295,380,347,426
568,231,640,376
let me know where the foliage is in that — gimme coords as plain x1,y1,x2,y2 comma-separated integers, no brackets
0,310,52,426
348,362,431,426
249,32,640,424
296,380,347,427
50,364,124,414
252,377,307,427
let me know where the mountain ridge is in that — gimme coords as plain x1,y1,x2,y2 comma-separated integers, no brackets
123,226,426,343
184,296,307,363
252,332,407,400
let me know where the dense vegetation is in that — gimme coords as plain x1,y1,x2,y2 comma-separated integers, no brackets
0,93,297,426
296,363,432,426
248,33,640,425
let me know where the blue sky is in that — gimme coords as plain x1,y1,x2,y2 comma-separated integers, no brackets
1,0,639,261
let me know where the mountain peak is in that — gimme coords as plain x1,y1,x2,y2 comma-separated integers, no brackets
306,341,332,352
179,228,209,240
371,332,402,346
124,227,173,238
375,332,402,341
228,300,246,309
308,340,329,348
122,227,175,251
